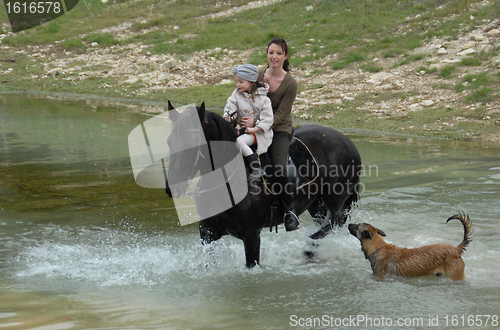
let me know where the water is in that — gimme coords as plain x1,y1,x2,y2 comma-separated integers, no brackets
1,94,499,329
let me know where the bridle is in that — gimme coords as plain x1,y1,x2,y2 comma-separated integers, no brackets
169,121,242,197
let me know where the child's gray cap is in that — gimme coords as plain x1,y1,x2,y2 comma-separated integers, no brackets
232,64,258,83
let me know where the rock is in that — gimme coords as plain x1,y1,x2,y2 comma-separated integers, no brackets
409,103,422,111
457,48,475,56
91,42,99,47
440,59,460,64
367,72,393,83
429,63,442,70
486,29,500,36
471,34,486,42
163,59,177,70
343,96,354,101
437,47,448,55
125,77,139,84
421,100,434,106
460,43,474,51
219,79,233,85
294,105,307,112
374,83,394,90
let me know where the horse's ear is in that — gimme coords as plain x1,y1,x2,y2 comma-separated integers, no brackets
167,101,180,122
198,102,206,122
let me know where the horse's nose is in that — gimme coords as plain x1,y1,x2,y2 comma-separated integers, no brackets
165,181,188,198
165,185,173,198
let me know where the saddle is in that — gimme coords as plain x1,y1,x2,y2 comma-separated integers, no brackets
257,134,318,193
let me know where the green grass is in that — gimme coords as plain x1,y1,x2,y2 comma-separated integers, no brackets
459,57,482,66
455,73,493,100
61,38,86,51
332,53,365,70
84,33,119,47
395,53,426,67
465,87,492,103
361,63,384,73
439,65,456,79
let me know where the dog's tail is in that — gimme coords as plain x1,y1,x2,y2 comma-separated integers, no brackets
446,213,473,254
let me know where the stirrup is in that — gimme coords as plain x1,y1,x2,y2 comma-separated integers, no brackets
284,208,300,232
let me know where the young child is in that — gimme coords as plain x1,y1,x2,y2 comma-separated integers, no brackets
223,64,273,180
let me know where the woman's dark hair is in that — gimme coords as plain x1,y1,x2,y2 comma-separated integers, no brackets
267,37,291,72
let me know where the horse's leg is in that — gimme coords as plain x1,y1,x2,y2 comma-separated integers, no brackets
307,198,328,225
198,219,225,267
242,231,261,268
302,195,346,261
308,193,348,240
199,220,224,244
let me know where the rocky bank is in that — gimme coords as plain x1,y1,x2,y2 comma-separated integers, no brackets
1,0,499,142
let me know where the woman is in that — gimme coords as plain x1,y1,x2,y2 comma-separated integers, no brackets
241,37,300,232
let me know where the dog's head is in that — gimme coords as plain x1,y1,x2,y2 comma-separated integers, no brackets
348,223,386,242
349,223,387,259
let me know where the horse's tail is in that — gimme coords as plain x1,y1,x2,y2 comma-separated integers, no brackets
446,213,473,255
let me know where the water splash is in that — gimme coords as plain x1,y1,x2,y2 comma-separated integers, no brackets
12,221,366,287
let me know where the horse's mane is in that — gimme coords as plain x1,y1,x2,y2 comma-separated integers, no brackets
204,111,238,142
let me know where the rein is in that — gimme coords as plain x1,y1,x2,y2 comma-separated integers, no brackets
188,149,241,195
184,114,240,196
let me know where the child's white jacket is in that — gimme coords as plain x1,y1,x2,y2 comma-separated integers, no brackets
224,84,274,155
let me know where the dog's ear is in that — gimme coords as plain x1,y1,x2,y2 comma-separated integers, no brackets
377,229,386,237
361,230,373,240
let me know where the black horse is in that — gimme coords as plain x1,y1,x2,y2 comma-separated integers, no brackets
165,102,362,268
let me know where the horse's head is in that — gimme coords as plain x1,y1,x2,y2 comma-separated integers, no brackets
164,101,204,198
165,101,239,198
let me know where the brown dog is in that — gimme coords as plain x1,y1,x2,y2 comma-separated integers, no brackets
348,213,473,281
